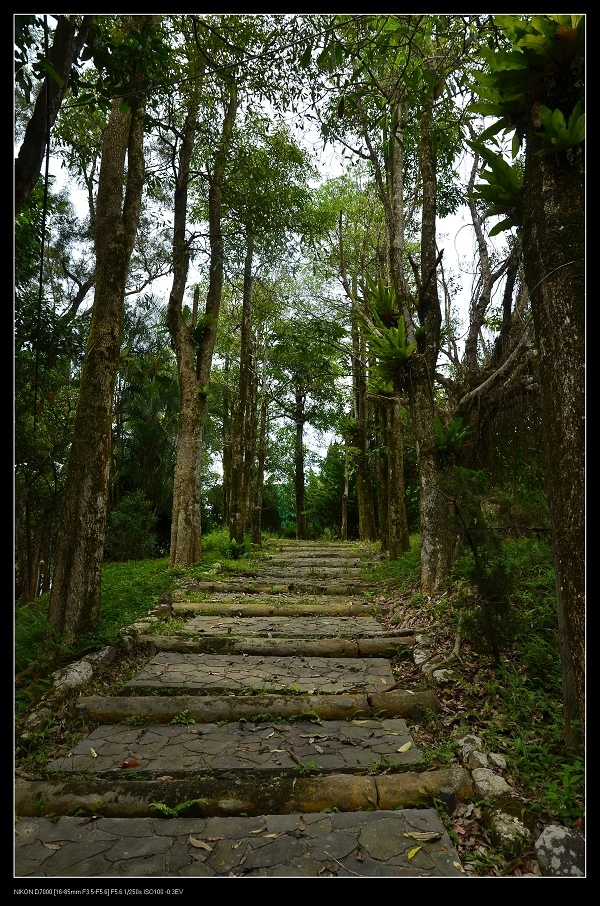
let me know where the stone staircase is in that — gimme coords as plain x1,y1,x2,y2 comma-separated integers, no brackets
15,541,473,878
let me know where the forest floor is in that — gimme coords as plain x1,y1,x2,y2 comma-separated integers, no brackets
15,537,584,878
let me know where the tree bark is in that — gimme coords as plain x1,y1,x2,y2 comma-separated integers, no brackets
374,400,389,552
168,81,238,566
229,239,255,544
251,348,269,545
387,392,411,558
294,390,307,540
522,114,585,742
47,75,147,642
352,314,377,542
406,87,453,593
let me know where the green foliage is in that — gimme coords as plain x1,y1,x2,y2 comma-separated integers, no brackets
368,317,416,388
535,101,585,155
170,709,195,725
433,416,471,465
469,15,585,155
149,798,207,818
466,142,523,236
105,491,158,562
294,757,318,775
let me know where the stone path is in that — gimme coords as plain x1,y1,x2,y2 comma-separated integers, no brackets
14,540,472,879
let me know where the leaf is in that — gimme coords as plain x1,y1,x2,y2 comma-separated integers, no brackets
249,826,268,834
407,846,422,859
299,815,307,831
397,741,412,752
403,832,441,842
89,747,98,758
117,760,140,769
188,836,213,851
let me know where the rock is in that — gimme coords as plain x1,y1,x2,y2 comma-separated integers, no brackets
484,808,530,854
413,647,432,667
534,825,585,877
456,734,483,751
471,768,517,799
464,749,488,769
432,668,460,684
488,752,507,770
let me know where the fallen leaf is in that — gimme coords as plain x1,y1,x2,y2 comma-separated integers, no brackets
314,744,324,753
397,741,412,752
453,862,465,873
298,816,307,831
89,747,98,758
407,846,422,859
403,832,441,842
157,775,173,781
43,842,61,850
188,837,213,851
117,760,140,769
249,826,268,834
451,823,466,835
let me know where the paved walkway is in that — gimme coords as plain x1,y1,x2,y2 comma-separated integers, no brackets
15,810,464,877
15,541,469,880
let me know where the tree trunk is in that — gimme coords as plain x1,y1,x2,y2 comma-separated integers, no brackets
47,80,147,642
168,81,238,566
374,400,389,552
352,315,377,542
387,393,410,558
166,79,203,567
15,14,92,215
522,113,585,743
341,444,349,541
251,349,269,545
229,239,254,544
294,390,307,540
407,87,453,593
221,351,232,529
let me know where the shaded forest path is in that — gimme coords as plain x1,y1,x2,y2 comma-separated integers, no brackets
15,541,473,878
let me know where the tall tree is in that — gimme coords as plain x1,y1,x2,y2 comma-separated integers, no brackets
222,114,317,543
47,15,161,643
469,14,585,743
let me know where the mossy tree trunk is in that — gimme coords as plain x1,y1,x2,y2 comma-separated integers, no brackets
47,73,148,642
522,90,585,743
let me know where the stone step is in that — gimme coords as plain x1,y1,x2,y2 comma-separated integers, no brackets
261,557,363,567
135,635,414,659
183,614,398,636
172,599,376,615
46,718,424,778
249,567,365,578
15,541,474,880
16,770,472,821
73,689,439,724
186,580,365,595
121,652,396,695
14,807,468,877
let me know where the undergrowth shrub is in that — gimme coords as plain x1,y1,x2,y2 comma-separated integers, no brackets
105,490,158,561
